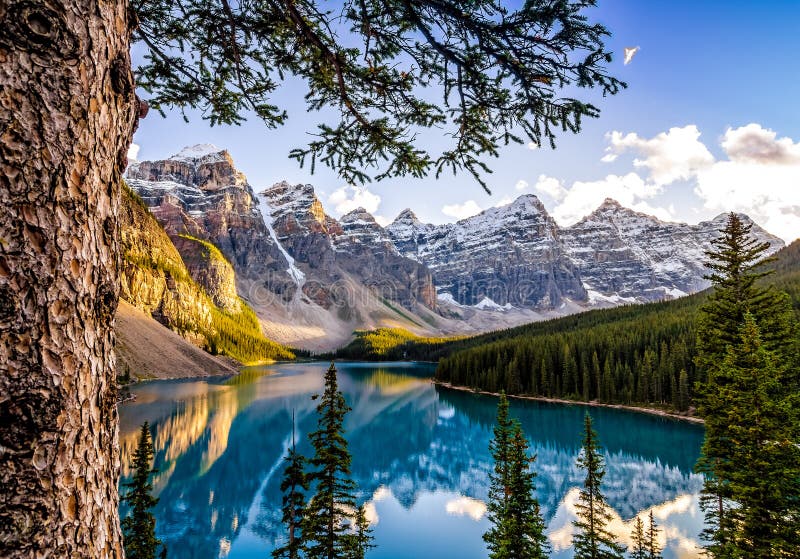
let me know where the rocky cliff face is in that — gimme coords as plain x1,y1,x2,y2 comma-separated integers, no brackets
123,144,785,348
259,181,436,312
117,185,293,365
172,235,240,313
124,149,443,351
387,195,785,309
126,150,437,315
118,185,216,348
387,195,586,308
560,199,784,302
125,145,295,299
334,208,437,310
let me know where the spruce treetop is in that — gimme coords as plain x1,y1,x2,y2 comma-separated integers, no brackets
303,361,372,559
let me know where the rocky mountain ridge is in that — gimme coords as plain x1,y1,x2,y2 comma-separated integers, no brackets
387,195,587,309
560,198,761,302
386,196,784,308
124,144,784,351
125,149,444,351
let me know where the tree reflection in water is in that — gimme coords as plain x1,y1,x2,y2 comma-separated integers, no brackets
119,362,706,559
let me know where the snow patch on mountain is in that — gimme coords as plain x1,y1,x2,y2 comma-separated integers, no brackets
473,297,514,311
257,192,306,290
584,284,639,306
387,194,585,309
436,292,462,306
562,200,784,302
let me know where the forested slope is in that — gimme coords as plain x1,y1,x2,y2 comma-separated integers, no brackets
332,328,463,360
432,240,800,411
118,184,294,369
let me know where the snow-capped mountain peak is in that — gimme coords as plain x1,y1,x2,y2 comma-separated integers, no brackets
126,145,786,324
561,203,783,301
394,208,421,223
340,207,377,224
169,143,227,162
599,197,623,209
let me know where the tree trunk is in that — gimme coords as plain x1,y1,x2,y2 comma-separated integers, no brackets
0,0,136,556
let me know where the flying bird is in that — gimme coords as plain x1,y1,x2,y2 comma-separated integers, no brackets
624,46,640,65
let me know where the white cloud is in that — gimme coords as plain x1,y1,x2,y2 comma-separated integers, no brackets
127,142,140,161
515,179,529,191
373,214,391,227
539,122,799,242
534,175,568,201
527,142,539,150
494,196,514,207
445,496,487,521
721,123,800,165
547,488,701,557
327,185,381,215
604,125,714,185
695,161,800,242
684,124,800,242
550,172,669,225
442,200,483,220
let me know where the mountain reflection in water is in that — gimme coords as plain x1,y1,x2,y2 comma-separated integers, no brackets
119,362,706,559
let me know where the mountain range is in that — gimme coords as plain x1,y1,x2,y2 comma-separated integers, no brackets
120,144,783,354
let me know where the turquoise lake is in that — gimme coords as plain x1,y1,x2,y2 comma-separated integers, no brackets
118,361,707,559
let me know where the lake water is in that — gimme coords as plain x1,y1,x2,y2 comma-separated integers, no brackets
119,361,707,559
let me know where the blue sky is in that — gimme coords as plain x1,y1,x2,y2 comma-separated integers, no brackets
130,0,800,241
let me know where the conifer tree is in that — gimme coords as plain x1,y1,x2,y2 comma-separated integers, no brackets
645,511,662,559
695,214,800,556
122,422,164,559
573,414,625,559
484,393,549,559
508,359,523,395
506,427,550,559
629,517,647,559
677,370,690,413
695,212,794,378
303,363,372,559
345,505,374,559
484,393,515,557
274,412,309,559
713,316,800,557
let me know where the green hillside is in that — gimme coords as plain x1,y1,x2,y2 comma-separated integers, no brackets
333,328,463,360
119,183,295,365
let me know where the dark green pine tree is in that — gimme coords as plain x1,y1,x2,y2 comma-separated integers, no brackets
303,363,372,559
122,422,164,559
694,213,799,557
273,412,309,559
483,393,549,559
695,212,795,377
344,505,374,559
677,369,690,413
484,392,515,558
572,414,625,559
716,316,800,558
629,517,647,559
645,511,662,559
506,426,550,559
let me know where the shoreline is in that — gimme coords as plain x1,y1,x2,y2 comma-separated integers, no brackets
433,380,705,425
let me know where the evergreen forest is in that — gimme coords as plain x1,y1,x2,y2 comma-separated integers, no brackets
336,239,800,413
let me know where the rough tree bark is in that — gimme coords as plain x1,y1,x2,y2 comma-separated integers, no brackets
0,0,137,556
